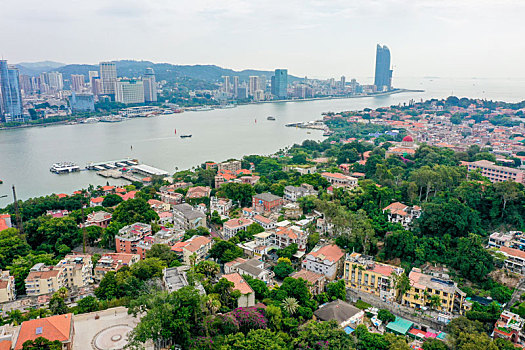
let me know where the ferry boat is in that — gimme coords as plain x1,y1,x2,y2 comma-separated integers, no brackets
193,106,214,112
180,134,192,138
267,116,276,121
100,115,124,123
50,162,80,174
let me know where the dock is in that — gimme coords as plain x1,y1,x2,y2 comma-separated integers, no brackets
131,164,169,177
86,158,138,170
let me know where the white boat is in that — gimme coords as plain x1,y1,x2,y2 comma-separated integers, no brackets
50,162,80,174
193,106,214,112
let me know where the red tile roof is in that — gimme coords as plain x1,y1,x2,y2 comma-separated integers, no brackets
0,340,11,350
15,314,73,350
500,246,525,260
223,273,254,295
308,244,344,263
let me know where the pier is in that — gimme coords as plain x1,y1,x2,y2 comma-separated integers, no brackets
86,158,138,170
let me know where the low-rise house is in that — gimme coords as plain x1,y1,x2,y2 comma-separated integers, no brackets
0,270,16,303
252,193,283,213
55,254,93,290
84,211,112,228
382,202,422,228
237,231,274,257
488,231,514,248
314,299,364,329
321,172,358,189
46,210,69,218
492,311,525,346
402,268,471,315
283,203,302,219
343,253,403,301
316,218,334,235
163,266,205,295
210,197,233,216
136,228,183,259
171,235,213,265
225,258,274,283
186,186,211,199
222,273,255,308
25,263,65,297
283,183,318,202
291,269,326,295
499,246,525,275
285,165,317,175
148,199,171,213
101,185,115,195
302,244,345,280
0,214,12,232
90,197,104,207
94,253,140,281
158,185,184,206
15,314,74,350
252,215,275,230
173,203,207,230
240,175,260,185
273,226,308,251
115,223,152,255
223,218,254,240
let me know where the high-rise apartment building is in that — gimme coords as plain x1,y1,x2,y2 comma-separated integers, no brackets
258,75,266,91
19,74,34,95
91,78,103,96
143,68,157,102
271,69,288,98
47,71,64,91
233,76,239,97
0,60,23,122
374,44,393,91
70,74,85,92
222,76,231,93
248,76,259,96
340,76,346,89
88,70,99,82
116,79,145,104
99,62,117,98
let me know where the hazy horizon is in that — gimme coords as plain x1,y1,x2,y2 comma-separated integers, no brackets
2,0,525,79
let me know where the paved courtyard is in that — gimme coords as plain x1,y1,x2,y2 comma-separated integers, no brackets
73,306,146,350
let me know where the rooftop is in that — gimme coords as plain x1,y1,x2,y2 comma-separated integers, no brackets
222,272,254,295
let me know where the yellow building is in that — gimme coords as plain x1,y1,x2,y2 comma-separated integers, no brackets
402,268,471,315
56,254,93,290
25,264,65,297
343,253,403,301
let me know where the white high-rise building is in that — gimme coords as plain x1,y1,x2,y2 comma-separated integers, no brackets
47,71,63,91
249,76,259,96
222,76,231,93
88,71,99,82
70,74,85,92
143,68,157,102
99,62,117,97
233,76,239,97
116,79,144,104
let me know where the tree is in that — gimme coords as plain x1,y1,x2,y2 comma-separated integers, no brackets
220,329,289,350
193,260,220,279
77,296,99,313
49,292,68,315
276,243,298,259
452,234,494,282
94,271,118,300
243,275,269,300
0,228,31,269
22,337,62,350
326,280,346,301
146,244,180,267
294,320,353,349
377,309,395,323
281,297,299,316
273,261,294,280
208,239,243,263
112,198,159,225
130,258,166,280
216,183,255,208
422,338,449,350
265,305,283,331
392,272,411,303
102,194,123,207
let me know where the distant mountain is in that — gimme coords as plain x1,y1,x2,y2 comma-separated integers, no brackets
44,60,301,84
15,61,65,76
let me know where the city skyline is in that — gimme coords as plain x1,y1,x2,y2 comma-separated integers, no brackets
1,1,524,79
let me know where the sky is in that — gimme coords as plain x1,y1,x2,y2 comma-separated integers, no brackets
1,0,525,79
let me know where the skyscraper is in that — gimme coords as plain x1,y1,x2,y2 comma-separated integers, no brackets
143,68,157,102
0,60,23,122
271,69,288,99
374,44,393,91
88,71,99,82
116,79,144,104
248,76,259,96
70,74,85,92
99,62,117,98
233,76,239,97
222,76,231,93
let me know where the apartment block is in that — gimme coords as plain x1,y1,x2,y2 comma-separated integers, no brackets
0,270,16,303
217,160,242,173
463,160,525,184
171,235,213,266
382,202,422,228
321,172,358,189
402,268,471,315
115,223,152,255
343,252,403,301
55,254,93,290
302,244,345,280
223,218,253,240
93,253,140,281
25,264,65,297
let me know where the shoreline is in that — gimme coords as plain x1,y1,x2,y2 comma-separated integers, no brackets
0,88,423,132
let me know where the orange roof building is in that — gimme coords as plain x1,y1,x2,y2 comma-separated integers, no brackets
302,244,345,280
15,313,74,350
222,272,255,307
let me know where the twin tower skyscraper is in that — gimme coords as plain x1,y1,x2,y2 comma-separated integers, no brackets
374,44,393,92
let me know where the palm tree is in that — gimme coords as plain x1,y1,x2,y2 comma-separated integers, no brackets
6,310,24,326
189,253,197,267
281,297,299,315
206,295,221,315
